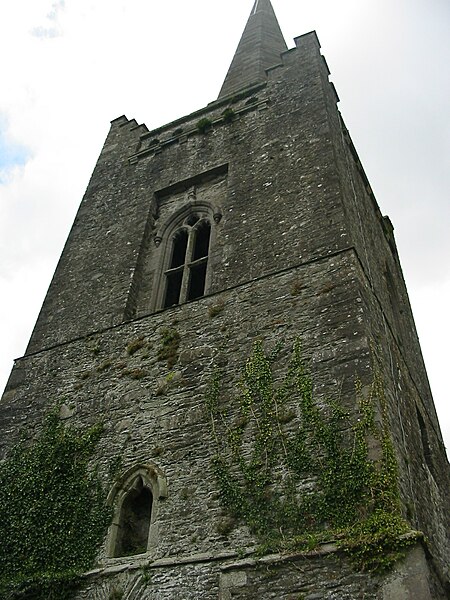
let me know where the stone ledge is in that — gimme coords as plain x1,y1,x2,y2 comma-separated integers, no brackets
128,99,270,163
85,541,343,580
220,542,338,572
84,548,256,579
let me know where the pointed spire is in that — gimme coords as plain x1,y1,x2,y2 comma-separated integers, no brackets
218,0,287,99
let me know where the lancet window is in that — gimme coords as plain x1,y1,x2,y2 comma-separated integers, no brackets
162,216,211,308
113,476,153,557
106,464,167,559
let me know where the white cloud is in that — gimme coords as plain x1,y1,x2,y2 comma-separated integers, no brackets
30,0,66,37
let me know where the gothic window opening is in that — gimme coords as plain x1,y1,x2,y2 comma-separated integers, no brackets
114,476,153,557
186,214,199,226
163,217,211,308
106,464,167,559
163,229,188,308
188,262,208,301
170,229,189,268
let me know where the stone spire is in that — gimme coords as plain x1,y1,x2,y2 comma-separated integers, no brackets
218,0,287,99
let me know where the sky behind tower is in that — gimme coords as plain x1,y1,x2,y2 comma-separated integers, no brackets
0,0,449,452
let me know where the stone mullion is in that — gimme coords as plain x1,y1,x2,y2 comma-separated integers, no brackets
180,227,195,302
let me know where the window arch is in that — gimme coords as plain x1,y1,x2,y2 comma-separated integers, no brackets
106,464,167,558
162,215,212,309
114,476,152,556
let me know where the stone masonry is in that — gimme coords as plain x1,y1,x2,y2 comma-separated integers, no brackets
1,1,449,598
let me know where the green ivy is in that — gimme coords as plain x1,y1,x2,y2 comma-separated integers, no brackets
205,340,418,572
0,410,111,599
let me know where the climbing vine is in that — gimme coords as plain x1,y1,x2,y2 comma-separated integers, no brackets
205,340,418,572
0,410,111,599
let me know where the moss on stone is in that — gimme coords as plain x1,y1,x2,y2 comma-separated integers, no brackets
157,328,180,369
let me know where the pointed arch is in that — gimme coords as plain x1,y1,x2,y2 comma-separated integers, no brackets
152,202,218,310
106,464,167,558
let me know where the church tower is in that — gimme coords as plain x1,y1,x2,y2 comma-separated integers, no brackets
1,1,449,598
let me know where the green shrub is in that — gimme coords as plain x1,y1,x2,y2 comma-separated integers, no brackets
222,108,235,123
196,117,212,134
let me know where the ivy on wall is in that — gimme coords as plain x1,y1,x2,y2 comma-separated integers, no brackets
0,410,111,599
206,340,418,572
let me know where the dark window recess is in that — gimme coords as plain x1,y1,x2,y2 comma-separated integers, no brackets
161,219,211,308
164,270,183,308
416,407,436,478
114,478,153,557
187,262,207,301
192,222,211,261
186,214,199,226
170,230,188,268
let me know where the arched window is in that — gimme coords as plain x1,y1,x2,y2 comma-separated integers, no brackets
163,217,211,308
106,464,167,559
114,476,153,557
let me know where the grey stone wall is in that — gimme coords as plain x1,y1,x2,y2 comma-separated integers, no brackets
25,33,351,354
1,251,369,564
313,40,450,574
74,544,444,599
1,28,449,599
26,116,149,354
3,251,449,588
357,268,450,578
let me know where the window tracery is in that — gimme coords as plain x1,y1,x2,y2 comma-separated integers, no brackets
135,168,227,315
162,215,212,308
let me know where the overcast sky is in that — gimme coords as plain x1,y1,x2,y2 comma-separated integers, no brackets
0,0,449,452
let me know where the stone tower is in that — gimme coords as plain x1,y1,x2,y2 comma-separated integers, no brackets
1,1,449,598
